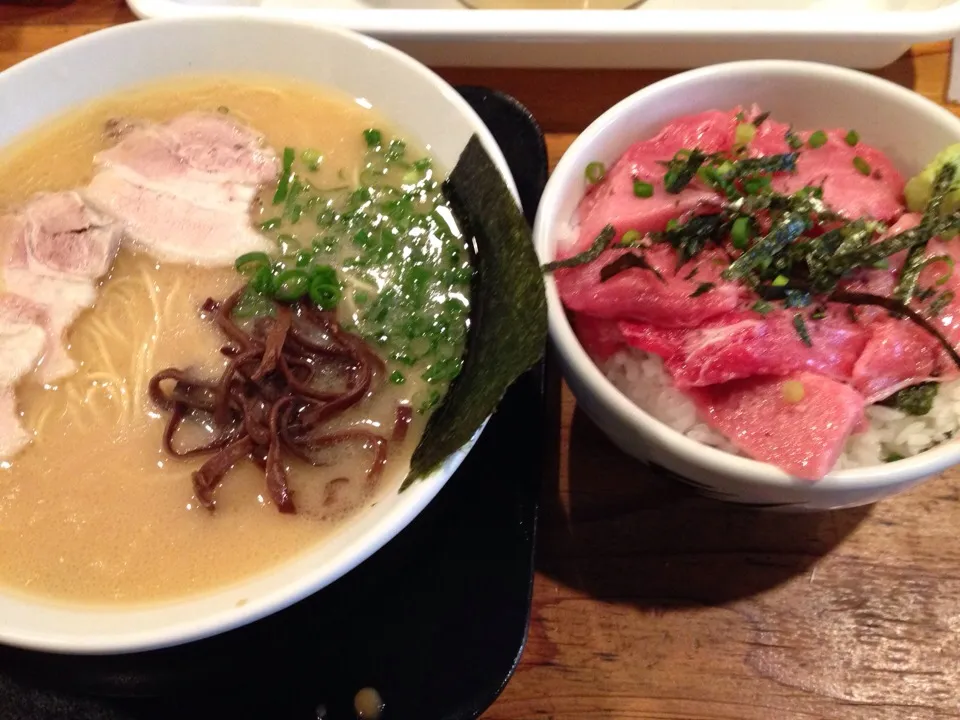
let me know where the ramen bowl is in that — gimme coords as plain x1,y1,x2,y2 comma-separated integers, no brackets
0,17,516,654
534,60,960,512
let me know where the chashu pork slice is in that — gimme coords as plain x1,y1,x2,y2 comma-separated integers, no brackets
84,111,279,266
0,294,53,458
0,191,121,383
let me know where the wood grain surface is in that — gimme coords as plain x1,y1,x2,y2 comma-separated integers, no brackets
2,4,960,717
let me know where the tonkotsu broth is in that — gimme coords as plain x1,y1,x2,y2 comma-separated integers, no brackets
0,75,453,604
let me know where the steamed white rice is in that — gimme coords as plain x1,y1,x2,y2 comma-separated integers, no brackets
602,349,960,471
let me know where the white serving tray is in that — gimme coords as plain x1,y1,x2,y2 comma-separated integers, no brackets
127,0,960,69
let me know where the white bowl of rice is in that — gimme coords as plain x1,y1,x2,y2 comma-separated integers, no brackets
534,60,960,510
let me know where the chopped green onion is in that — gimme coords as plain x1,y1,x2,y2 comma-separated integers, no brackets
853,156,871,176
259,217,282,231
785,129,803,150
235,251,270,275
872,259,890,270
251,266,276,295
743,176,771,195
585,162,605,184
620,229,641,245
633,180,654,198
808,130,827,149
734,122,756,147
363,128,382,148
772,274,789,287
272,147,295,204
731,217,751,250
274,269,310,301
390,370,406,385
666,219,679,232
295,250,313,267
845,129,860,146
302,148,322,171
309,281,341,310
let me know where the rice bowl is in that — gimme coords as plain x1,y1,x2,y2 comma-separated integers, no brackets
535,60,960,510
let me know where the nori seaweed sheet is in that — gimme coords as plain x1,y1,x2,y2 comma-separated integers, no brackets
403,135,547,486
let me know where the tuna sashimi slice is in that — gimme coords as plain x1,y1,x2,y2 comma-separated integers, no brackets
851,319,943,403
620,307,869,388
565,110,736,258
554,245,745,328
749,118,904,223
571,314,624,362
690,372,866,480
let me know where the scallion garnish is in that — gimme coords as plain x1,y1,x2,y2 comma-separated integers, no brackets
302,148,322,171
853,156,871,176
845,130,860,146
272,147,295,204
619,229,641,246
808,130,827,149
363,128,382,148
731,216,751,250
235,251,270,275
585,162,605,184
633,180,654,198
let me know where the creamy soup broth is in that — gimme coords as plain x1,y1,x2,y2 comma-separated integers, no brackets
0,76,448,604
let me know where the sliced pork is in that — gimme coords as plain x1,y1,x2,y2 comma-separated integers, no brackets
0,191,120,383
84,112,278,265
0,294,53,458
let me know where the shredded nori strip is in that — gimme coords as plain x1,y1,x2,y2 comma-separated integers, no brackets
657,213,728,269
541,225,616,272
792,313,812,347
690,282,715,297
663,149,710,193
723,213,808,281
406,135,546,486
599,252,665,283
895,165,957,304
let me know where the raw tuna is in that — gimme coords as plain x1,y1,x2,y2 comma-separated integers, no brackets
555,246,745,328
620,306,869,388
571,314,624,362
566,110,736,258
748,117,903,222
690,372,866,480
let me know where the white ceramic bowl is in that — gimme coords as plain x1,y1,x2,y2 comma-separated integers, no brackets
534,60,960,512
0,17,516,654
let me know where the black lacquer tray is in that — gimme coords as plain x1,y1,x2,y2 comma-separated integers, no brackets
0,86,552,720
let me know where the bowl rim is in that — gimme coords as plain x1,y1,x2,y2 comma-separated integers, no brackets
0,15,516,655
534,58,960,492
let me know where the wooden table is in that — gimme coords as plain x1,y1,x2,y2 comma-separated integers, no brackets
3,4,960,718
